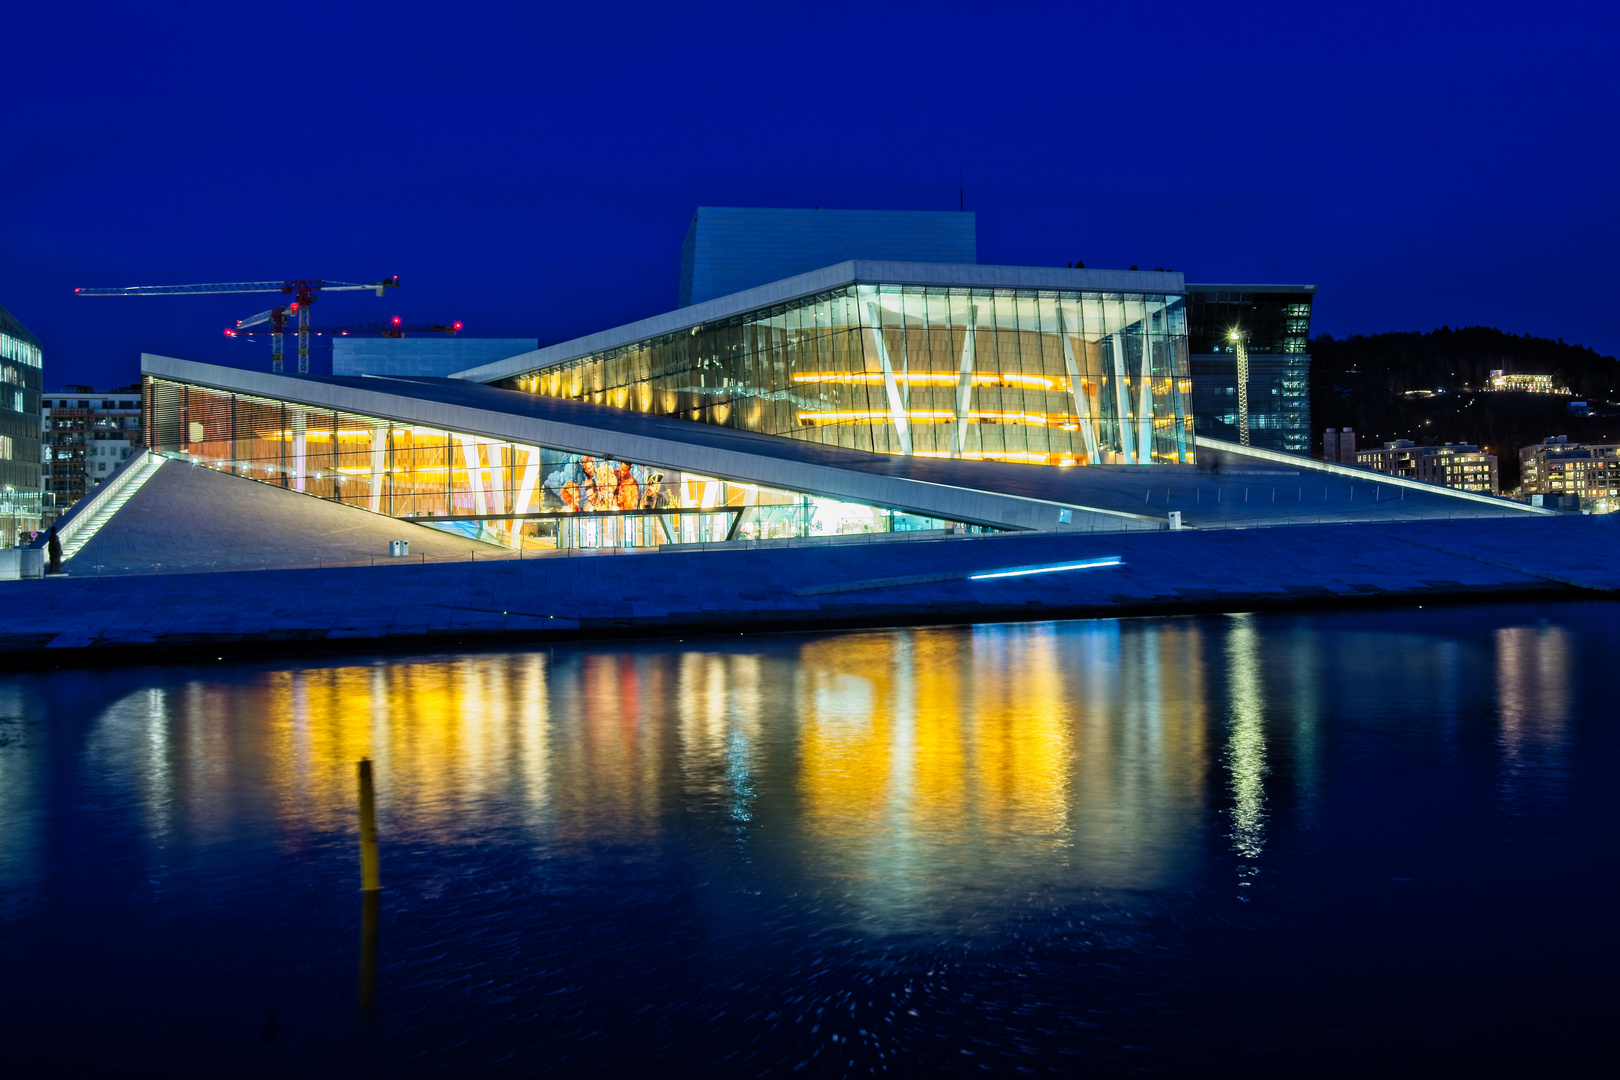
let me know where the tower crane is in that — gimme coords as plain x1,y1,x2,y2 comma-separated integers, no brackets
226,315,463,340
75,277,399,374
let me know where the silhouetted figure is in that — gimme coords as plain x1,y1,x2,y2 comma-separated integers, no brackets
46,526,61,575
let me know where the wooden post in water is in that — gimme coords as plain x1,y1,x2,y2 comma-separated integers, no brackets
359,758,380,892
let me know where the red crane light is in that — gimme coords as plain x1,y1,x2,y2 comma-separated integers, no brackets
392,316,401,326
453,321,463,331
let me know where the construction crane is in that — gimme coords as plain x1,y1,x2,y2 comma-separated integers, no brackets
75,277,399,374
227,315,462,340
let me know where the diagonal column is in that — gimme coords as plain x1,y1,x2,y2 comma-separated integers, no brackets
952,305,978,458
1057,307,1101,463
1137,322,1155,462
865,302,912,455
1110,332,1133,464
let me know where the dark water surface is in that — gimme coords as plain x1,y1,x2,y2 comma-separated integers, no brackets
3,602,1616,1076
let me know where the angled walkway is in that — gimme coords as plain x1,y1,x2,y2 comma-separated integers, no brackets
66,459,505,576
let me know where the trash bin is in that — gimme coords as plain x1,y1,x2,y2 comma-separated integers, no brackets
390,540,409,557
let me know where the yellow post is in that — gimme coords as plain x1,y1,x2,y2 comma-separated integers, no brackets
358,758,380,892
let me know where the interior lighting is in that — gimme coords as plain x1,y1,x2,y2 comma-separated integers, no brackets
969,556,1122,581
791,372,1057,390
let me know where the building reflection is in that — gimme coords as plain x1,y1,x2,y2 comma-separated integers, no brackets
59,623,1214,930
793,622,1210,929
1493,624,1572,812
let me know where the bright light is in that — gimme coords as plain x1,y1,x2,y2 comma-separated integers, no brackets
969,556,1122,581
1228,330,1241,340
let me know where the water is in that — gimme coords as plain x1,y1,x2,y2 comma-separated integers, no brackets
2,602,1615,1076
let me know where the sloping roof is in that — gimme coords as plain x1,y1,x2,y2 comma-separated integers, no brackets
141,354,1155,533
452,260,1186,385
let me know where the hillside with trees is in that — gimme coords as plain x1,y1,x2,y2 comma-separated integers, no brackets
1309,327,1620,491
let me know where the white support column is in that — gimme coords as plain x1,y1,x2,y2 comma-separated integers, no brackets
1057,308,1101,463
1110,332,1133,465
368,422,386,513
1137,325,1154,463
866,302,912,455
513,446,540,516
457,436,488,515
952,305,978,458
291,411,306,493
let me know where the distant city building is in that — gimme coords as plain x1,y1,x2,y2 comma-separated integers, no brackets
1519,436,1620,509
42,384,142,509
0,303,44,545
1323,427,1356,463
679,207,978,307
1186,285,1317,454
1358,439,1498,494
332,337,539,378
1489,370,1569,394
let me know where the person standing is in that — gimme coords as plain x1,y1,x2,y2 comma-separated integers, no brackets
46,526,61,575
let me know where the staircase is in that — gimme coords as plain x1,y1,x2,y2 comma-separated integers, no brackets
61,453,167,561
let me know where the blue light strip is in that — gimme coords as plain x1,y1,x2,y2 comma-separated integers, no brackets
968,556,1123,581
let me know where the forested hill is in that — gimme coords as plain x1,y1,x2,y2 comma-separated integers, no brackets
1311,327,1620,399
1309,327,1620,492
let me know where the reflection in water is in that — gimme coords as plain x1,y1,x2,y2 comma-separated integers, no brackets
1494,624,1573,813
1225,615,1268,880
794,622,1210,928
33,622,1218,932
7,610,1586,940
2,604,1604,1077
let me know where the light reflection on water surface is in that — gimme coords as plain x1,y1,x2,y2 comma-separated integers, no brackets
0,604,1607,1077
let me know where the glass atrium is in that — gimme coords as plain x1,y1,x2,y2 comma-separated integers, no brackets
502,285,1193,466
146,378,982,550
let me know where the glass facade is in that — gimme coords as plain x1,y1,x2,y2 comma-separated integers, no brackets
146,377,985,550
1185,286,1315,454
503,284,1194,467
0,304,44,544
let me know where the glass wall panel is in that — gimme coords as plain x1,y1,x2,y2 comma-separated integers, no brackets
145,378,994,551
502,283,1194,466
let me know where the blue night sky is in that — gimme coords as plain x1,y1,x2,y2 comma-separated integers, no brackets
4,0,1616,389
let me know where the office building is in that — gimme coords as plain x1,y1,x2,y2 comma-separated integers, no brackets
1357,439,1498,494
1185,284,1316,454
680,207,977,307
42,385,143,508
1323,427,1356,463
1489,370,1569,394
0,303,44,544
1520,437,1620,509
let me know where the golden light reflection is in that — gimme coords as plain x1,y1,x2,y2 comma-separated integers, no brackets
68,625,1211,931
794,623,1210,928
1225,615,1267,866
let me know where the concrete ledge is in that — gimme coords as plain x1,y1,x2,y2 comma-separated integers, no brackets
2,515,1615,666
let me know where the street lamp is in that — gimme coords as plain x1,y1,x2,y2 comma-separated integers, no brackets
1228,328,1250,446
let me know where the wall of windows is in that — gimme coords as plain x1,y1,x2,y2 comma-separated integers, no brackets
0,305,43,511
503,284,1193,466
146,378,982,550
